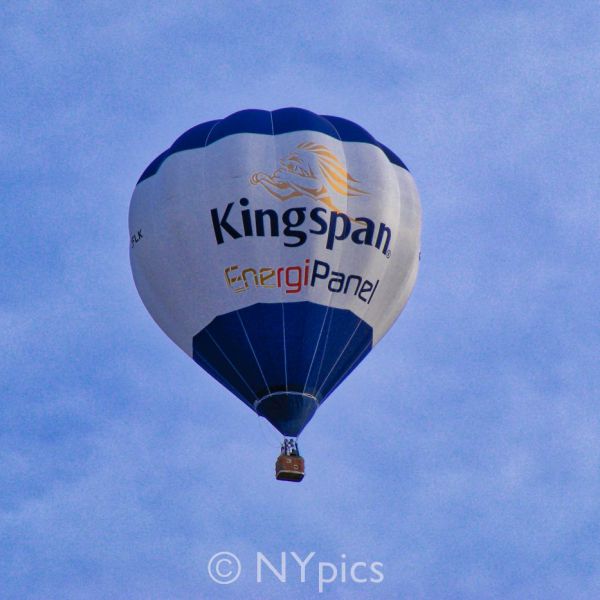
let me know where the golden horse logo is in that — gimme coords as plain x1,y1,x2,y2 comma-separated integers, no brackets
250,142,367,213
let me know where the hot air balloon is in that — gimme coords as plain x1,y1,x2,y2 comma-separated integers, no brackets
129,108,421,481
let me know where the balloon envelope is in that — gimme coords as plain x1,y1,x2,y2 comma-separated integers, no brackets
129,108,421,437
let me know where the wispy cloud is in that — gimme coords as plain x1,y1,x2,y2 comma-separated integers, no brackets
1,2,599,598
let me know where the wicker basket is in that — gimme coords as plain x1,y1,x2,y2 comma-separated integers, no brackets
276,454,305,482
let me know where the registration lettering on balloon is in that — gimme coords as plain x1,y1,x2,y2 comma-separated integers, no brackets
130,228,143,248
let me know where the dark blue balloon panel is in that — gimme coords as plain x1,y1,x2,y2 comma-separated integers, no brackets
138,107,408,184
192,301,373,436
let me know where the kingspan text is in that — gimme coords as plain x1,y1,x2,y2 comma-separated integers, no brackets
210,198,392,256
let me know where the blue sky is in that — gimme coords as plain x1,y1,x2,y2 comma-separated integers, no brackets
1,2,599,598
